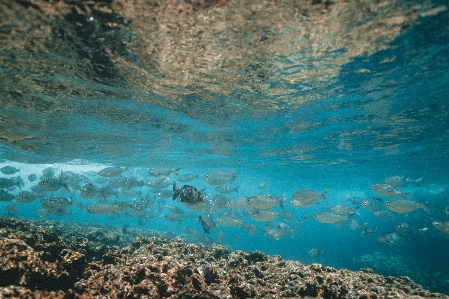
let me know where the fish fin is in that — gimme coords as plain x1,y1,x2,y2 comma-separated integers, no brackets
235,186,239,194
172,182,180,200
174,168,181,175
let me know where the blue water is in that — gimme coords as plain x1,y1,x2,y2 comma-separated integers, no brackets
1,0,449,294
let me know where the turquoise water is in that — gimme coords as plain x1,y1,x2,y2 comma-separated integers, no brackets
1,0,449,294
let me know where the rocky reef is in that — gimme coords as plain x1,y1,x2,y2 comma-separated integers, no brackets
0,217,447,298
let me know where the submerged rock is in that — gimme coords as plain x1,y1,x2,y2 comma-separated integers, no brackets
0,217,447,298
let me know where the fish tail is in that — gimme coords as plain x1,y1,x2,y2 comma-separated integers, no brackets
414,177,423,187
423,200,431,214
321,190,329,199
114,189,121,200
174,168,181,175
279,196,286,209
264,222,270,234
62,183,70,192
279,210,292,222
400,192,411,199
235,186,239,194
172,182,180,200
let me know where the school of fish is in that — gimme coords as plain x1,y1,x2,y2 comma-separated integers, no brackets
1,165,447,250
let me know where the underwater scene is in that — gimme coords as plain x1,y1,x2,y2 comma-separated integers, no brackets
1,0,449,298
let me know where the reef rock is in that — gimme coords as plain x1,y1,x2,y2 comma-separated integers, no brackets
0,217,447,298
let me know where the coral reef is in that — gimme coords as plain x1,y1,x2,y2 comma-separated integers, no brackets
0,217,447,298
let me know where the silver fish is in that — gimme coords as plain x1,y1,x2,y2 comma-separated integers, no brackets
373,210,397,221
178,173,199,182
247,194,284,210
396,222,418,235
0,176,23,190
163,213,188,222
370,184,409,198
87,202,125,214
158,204,187,217
98,186,120,200
361,227,376,237
241,224,258,236
148,167,181,177
378,232,411,245
384,176,423,187
346,196,365,206
0,189,15,202
80,183,100,199
59,171,82,190
433,221,449,234
291,189,328,206
42,167,57,178
441,206,449,217
348,219,366,230
208,194,229,211
329,204,357,216
146,176,172,189
312,211,348,224
4,203,19,214
31,185,45,194
98,166,129,177
361,197,384,211
38,178,68,192
384,199,430,214
216,214,243,227
215,185,239,194
265,222,296,240
15,191,43,203
308,248,324,257
258,181,267,189
156,189,174,199
0,166,20,174
40,196,73,216
108,177,128,189
204,170,237,185
226,196,249,209
251,209,291,222
123,177,145,189
289,199,310,208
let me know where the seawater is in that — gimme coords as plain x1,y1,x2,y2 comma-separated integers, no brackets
1,0,449,295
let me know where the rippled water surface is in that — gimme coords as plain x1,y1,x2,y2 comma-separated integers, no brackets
1,0,449,294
